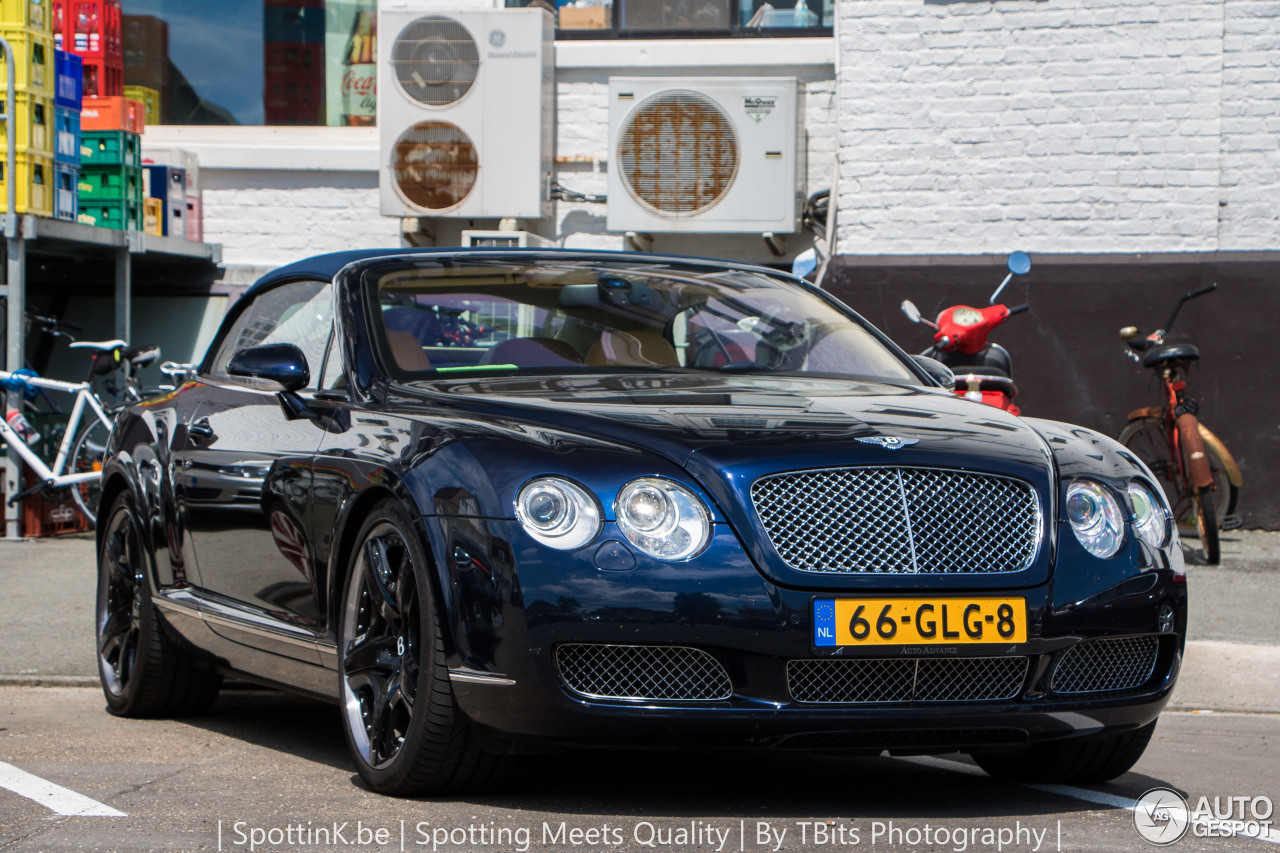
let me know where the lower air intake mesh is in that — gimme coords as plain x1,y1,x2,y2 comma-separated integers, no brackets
555,644,732,701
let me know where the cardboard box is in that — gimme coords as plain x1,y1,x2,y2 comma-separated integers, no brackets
558,5,609,29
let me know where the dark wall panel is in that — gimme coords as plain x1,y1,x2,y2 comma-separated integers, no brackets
826,255,1278,529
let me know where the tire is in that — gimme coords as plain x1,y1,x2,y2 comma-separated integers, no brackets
338,499,501,795
1193,488,1220,565
69,418,110,526
971,721,1156,784
1119,417,1237,540
96,493,222,717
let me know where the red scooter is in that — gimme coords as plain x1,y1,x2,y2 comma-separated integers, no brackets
901,251,1031,415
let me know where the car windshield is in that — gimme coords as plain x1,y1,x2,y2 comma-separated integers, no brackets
365,258,919,384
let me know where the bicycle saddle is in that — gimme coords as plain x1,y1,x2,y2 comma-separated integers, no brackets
1142,343,1200,368
69,339,128,352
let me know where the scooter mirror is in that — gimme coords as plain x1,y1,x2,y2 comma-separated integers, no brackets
1007,251,1031,276
1120,326,1139,340
901,300,923,324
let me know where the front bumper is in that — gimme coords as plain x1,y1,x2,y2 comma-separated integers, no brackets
431,516,1187,752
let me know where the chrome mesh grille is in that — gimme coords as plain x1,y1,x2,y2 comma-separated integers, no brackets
751,467,1041,574
555,644,732,701
1051,636,1160,694
787,656,1029,704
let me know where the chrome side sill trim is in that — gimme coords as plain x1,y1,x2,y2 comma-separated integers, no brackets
449,668,516,686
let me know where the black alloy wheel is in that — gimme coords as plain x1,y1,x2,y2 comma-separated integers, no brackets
338,500,500,795
96,493,221,716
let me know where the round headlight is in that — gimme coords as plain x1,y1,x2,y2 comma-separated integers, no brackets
1128,481,1171,549
515,478,601,550
1066,479,1125,559
615,478,710,561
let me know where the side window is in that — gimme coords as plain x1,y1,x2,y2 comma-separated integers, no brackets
208,279,334,390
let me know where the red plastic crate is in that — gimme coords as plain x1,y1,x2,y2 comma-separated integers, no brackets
51,0,64,49
69,0,121,61
81,95,142,133
80,54,121,98
17,469,89,537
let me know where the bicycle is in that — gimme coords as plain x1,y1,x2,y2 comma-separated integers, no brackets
1117,283,1242,564
2,338,160,526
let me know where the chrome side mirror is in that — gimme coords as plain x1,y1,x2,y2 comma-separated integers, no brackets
911,355,955,389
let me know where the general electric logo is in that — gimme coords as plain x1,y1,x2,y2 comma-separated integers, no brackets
1134,788,1190,845
489,29,506,47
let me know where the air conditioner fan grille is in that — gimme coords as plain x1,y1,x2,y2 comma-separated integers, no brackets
391,120,478,211
391,16,479,107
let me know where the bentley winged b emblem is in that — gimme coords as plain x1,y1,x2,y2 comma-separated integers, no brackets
855,436,920,450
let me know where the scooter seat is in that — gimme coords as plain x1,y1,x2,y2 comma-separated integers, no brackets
1142,343,1199,368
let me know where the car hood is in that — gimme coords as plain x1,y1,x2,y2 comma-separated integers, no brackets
400,373,1055,475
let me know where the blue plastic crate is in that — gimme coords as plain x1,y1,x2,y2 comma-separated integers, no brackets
54,105,79,165
54,162,78,221
54,49,82,110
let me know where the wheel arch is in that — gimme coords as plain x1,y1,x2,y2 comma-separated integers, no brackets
327,485,458,660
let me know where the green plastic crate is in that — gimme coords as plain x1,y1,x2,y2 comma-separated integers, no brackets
78,197,142,230
77,163,141,203
79,129,142,168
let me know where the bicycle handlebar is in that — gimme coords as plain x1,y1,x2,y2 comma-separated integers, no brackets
1162,282,1217,335
1006,304,1030,317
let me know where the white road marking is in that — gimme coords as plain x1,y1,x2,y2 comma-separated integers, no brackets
901,755,1280,845
0,761,126,817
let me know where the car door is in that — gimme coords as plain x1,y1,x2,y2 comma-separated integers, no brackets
181,278,335,664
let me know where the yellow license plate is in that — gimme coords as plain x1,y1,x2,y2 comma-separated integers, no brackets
814,597,1026,647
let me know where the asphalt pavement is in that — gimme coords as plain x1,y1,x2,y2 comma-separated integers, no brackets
2,527,1277,710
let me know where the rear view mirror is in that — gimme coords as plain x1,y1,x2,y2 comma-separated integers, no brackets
911,355,956,389
901,300,923,324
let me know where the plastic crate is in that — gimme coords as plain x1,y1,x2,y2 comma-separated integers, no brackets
77,194,137,229
68,0,119,59
0,91,53,154
0,0,49,28
50,0,61,48
143,163,184,236
122,84,157,126
79,95,141,132
54,160,76,220
142,194,159,234
79,128,138,166
0,26,53,93
17,468,89,537
77,161,139,202
53,103,77,163
53,47,81,108
0,151,53,215
185,193,201,241
79,53,119,98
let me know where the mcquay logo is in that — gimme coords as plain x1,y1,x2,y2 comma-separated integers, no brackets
743,95,776,123
1134,787,1275,845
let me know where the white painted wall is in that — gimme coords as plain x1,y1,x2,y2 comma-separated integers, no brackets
835,0,1279,257
145,37,838,277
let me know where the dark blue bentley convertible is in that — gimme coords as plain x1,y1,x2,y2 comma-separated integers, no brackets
95,250,1185,795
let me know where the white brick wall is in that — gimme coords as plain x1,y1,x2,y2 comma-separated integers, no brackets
202,169,402,269
834,0,1278,257
1219,0,1280,248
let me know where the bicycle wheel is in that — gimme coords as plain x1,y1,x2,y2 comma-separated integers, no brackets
1194,488,1220,564
69,418,111,526
1119,416,1235,538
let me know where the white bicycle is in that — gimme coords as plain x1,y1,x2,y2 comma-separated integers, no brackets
1,339,161,525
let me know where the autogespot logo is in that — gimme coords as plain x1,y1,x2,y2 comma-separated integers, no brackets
1135,788,1191,845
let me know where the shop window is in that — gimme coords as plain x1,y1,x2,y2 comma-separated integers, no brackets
511,0,832,36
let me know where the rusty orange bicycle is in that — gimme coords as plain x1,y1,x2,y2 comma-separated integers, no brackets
1118,283,1241,564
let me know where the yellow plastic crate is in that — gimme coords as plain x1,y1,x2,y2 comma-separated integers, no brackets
142,195,161,235
0,91,53,154
0,26,52,93
123,85,158,127
0,151,54,216
0,0,49,30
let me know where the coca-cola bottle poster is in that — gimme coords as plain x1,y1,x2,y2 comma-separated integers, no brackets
325,0,376,126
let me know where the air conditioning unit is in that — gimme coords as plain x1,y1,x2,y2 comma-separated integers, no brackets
606,77,802,234
461,229,554,248
378,5,553,219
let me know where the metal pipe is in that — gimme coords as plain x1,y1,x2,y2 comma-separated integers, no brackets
2,35,24,539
